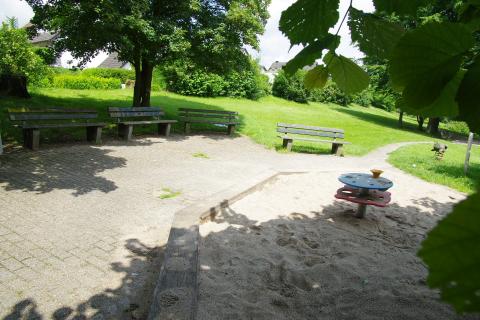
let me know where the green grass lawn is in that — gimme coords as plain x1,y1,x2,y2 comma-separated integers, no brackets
1,88,439,156
388,143,480,194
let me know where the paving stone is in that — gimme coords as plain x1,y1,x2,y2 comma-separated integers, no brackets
0,267,15,282
0,226,10,236
0,258,24,271
22,258,46,270
95,241,114,253
0,136,334,318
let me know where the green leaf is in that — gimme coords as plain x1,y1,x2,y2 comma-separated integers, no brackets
459,0,480,30
373,0,430,15
348,8,405,60
390,22,474,107
304,65,329,90
398,70,465,118
457,56,480,133
279,0,340,45
418,191,480,313
283,34,340,75
324,52,369,94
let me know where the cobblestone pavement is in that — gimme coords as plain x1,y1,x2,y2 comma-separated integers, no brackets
0,134,359,319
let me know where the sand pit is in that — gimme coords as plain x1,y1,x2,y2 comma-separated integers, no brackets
198,170,475,320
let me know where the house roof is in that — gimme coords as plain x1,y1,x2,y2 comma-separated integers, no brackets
268,61,286,72
30,32,58,44
98,52,128,69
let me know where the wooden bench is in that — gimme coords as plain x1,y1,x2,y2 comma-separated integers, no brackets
277,123,350,156
109,107,177,141
179,108,239,135
9,109,105,150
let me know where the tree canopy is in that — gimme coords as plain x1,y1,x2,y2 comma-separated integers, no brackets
26,0,271,106
281,0,480,314
0,18,46,97
280,0,480,134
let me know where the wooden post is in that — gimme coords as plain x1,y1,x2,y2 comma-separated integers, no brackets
0,130,3,155
464,132,474,175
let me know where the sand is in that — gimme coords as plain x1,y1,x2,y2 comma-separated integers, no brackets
198,170,477,320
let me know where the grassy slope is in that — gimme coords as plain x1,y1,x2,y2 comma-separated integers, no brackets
1,88,436,156
388,143,480,193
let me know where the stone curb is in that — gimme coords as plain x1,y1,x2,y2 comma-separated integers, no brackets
147,169,306,320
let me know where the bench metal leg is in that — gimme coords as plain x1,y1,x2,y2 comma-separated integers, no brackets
332,143,344,157
23,129,40,151
158,123,171,137
283,138,293,152
184,122,191,134
227,125,236,135
87,126,102,144
119,124,133,141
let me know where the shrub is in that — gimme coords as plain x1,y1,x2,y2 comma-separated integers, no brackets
152,68,166,91
167,70,226,97
0,18,48,86
163,59,270,100
310,81,351,106
442,121,475,136
272,70,309,103
52,75,121,90
82,68,134,83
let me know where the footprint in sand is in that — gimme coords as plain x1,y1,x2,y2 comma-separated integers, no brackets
302,236,320,249
276,236,297,247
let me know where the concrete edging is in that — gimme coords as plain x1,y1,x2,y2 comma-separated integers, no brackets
147,169,306,320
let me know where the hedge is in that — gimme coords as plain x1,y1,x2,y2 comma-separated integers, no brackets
51,75,121,90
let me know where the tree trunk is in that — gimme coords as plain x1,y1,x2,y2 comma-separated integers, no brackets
132,60,154,107
417,116,425,131
0,74,30,98
140,59,153,107
133,64,142,107
427,117,441,136
398,110,404,128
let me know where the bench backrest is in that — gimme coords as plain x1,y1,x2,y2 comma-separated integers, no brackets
109,107,165,120
277,123,345,139
9,109,99,123
179,108,238,123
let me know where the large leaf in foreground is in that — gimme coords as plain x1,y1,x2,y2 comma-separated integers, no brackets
324,52,369,94
398,70,464,118
279,0,339,45
373,0,430,15
283,34,340,75
390,22,474,107
348,7,405,59
304,65,329,90
457,56,480,133
418,192,480,313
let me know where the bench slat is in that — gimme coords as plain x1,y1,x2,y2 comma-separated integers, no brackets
110,112,164,118
179,108,237,115
181,119,238,125
278,127,344,139
277,123,344,134
10,113,98,121
22,123,106,129
9,108,97,114
279,135,350,144
119,120,178,125
179,114,237,120
109,107,162,112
